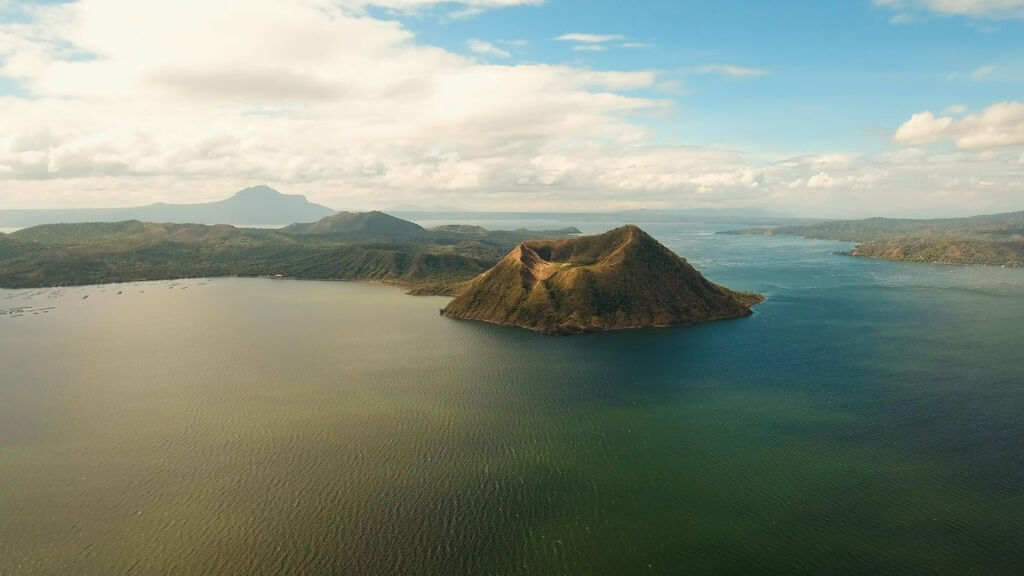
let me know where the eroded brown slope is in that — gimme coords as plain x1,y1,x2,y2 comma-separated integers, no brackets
442,225,763,334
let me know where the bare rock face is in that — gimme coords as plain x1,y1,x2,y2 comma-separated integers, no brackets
442,225,763,334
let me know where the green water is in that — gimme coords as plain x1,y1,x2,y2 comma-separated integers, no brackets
1,223,1022,575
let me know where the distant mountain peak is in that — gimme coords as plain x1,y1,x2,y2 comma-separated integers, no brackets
0,186,336,228
231,185,287,199
228,185,325,207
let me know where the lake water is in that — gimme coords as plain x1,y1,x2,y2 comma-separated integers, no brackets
2,221,1022,575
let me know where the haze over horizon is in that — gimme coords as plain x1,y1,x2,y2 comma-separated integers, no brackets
1,0,1022,218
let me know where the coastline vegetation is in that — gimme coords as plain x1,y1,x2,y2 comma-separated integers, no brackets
725,211,1024,267
0,215,581,294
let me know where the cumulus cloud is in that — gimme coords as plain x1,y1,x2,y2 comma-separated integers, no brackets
0,0,1021,217
466,39,510,58
892,112,956,146
805,171,885,189
0,1,667,203
875,0,1024,18
893,102,1024,148
770,149,1023,216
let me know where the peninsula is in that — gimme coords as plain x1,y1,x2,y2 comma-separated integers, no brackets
724,210,1024,268
442,225,763,334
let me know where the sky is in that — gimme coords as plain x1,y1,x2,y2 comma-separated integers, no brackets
0,0,1022,217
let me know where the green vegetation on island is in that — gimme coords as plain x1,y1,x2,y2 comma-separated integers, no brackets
1,214,760,335
724,211,1024,267
443,225,763,334
281,210,428,237
0,215,581,294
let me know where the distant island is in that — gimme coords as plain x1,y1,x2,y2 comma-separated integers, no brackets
0,185,336,228
724,211,1024,268
443,225,763,334
0,209,580,294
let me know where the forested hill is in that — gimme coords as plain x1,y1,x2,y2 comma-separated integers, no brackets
0,213,582,293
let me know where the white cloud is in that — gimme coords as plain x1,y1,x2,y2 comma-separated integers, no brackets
806,171,837,189
804,170,885,190
0,0,670,208
554,33,649,54
808,154,857,169
342,0,544,12
768,149,1024,216
875,0,1024,18
554,33,624,43
0,0,1021,217
693,64,769,78
971,64,997,79
943,104,968,114
466,39,510,58
892,111,956,146
893,102,1024,148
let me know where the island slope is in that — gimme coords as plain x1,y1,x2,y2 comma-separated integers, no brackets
724,211,1024,267
442,225,763,334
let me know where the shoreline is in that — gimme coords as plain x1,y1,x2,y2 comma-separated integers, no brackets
0,274,458,296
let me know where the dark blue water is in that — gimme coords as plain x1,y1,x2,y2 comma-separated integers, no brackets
1,220,1022,575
